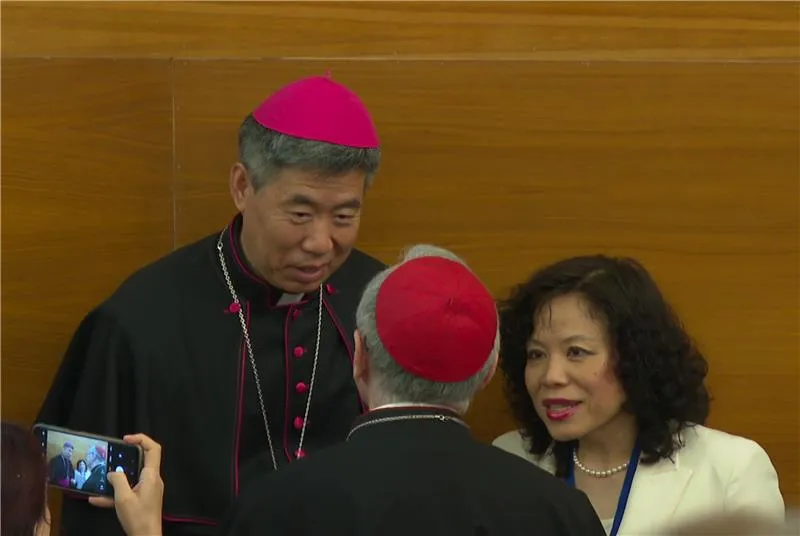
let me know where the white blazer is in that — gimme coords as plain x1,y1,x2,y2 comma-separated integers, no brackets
493,425,785,534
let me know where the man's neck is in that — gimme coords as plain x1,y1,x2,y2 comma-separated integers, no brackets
237,219,271,285
576,412,637,468
235,216,305,304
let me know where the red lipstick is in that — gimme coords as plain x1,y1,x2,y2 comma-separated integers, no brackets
541,398,581,422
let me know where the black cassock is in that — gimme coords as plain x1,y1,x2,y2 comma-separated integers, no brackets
219,406,606,536
37,214,385,536
46,454,74,485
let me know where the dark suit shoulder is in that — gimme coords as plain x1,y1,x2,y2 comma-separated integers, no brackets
472,442,605,534
472,442,577,494
223,437,606,536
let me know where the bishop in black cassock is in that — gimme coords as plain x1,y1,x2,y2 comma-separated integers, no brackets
219,246,606,536
36,74,385,536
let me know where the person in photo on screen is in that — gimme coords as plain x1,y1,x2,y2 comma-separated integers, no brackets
46,440,74,488
74,459,90,490
81,444,109,495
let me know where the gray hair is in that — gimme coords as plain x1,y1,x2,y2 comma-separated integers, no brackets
238,115,381,190
355,244,499,411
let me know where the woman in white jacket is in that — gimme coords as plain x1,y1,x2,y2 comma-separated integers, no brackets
72,459,90,490
492,255,785,536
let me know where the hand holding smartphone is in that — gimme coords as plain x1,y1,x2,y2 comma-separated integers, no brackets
32,423,144,498
88,433,165,536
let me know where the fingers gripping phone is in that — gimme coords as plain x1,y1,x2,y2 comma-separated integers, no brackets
32,423,144,498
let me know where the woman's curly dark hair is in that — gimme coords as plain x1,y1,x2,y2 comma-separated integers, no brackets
499,254,710,477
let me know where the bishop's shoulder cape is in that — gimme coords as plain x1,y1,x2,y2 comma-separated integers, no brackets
37,218,385,536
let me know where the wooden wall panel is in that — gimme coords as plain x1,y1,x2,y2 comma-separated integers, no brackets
173,58,799,504
2,1,798,61
0,59,174,423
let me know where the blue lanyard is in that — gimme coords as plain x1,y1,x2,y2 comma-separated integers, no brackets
566,445,641,536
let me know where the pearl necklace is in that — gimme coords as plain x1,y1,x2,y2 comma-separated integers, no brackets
572,449,629,478
216,228,322,472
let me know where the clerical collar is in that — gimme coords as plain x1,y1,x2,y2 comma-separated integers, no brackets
371,402,460,412
220,214,308,307
347,404,468,441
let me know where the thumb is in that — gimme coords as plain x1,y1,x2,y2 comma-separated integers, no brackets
106,471,134,500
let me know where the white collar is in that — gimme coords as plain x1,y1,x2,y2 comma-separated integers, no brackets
276,292,305,305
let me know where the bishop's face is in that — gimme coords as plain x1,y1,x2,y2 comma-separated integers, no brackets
233,166,366,294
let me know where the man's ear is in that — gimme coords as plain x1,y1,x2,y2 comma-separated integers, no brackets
230,162,251,212
352,329,372,407
353,329,367,384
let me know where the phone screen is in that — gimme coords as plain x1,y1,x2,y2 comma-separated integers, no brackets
32,424,142,498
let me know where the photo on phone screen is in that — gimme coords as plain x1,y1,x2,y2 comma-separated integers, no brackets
32,424,143,498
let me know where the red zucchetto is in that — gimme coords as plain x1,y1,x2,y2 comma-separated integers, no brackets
374,257,497,383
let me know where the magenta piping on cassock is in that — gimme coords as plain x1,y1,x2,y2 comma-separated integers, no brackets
323,298,368,413
162,514,218,526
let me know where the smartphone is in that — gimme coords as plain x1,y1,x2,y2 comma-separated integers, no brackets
32,423,144,498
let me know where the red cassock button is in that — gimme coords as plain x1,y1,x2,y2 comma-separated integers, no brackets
295,382,308,394
295,449,306,459
292,309,301,320
293,417,304,430
325,283,336,294
293,346,305,358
